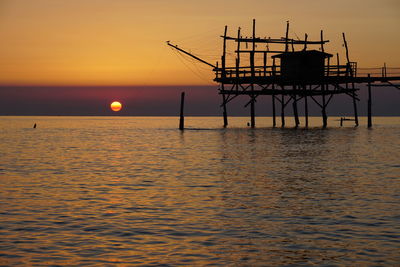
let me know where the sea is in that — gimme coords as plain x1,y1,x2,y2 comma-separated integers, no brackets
0,116,399,266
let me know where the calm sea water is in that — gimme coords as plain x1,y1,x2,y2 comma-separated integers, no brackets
0,116,399,266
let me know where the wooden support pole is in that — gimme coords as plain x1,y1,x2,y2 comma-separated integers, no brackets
272,84,276,127
179,92,185,130
352,82,359,126
222,25,229,127
383,63,387,77
222,25,228,79
303,33,308,51
367,74,372,128
321,84,327,128
285,21,289,52
320,30,325,52
281,93,285,127
250,19,256,128
342,33,350,63
251,19,256,78
293,95,300,127
222,93,228,127
236,27,241,82
327,57,330,76
272,58,276,76
342,32,353,77
304,85,309,127
250,98,255,128
293,85,300,127
263,52,267,76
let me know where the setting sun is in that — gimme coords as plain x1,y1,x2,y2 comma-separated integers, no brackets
110,101,122,112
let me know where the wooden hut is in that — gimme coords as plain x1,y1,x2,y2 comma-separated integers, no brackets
272,50,332,83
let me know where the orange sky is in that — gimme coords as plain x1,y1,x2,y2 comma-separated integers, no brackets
0,0,399,86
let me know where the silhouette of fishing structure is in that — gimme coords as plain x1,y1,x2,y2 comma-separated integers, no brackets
168,20,400,128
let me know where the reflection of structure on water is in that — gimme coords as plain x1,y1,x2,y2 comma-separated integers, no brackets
168,20,400,128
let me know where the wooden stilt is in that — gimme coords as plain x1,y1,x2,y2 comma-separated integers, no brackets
272,85,276,127
250,98,255,128
221,25,228,127
293,86,300,127
250,19,256,128
222,93,228,127
304,85,309,128
281,93,285,127
367,74,372,128
179,92,185,130
293,97,299,128
321,84,327,128
352,82,359,126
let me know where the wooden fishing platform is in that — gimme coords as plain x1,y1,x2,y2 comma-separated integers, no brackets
168,20,400,128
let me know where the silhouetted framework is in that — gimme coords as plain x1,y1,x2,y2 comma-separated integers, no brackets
168,20,400,128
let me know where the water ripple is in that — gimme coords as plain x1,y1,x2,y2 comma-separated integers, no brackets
0,116,399,265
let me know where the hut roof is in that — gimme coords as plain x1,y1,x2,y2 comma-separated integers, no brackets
272,50,333,58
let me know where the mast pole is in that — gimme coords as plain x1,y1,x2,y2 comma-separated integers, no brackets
250,19,256,128
285,21,289,52
222,26,228,127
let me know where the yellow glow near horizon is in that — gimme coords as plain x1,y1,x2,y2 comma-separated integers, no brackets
0,0,399,86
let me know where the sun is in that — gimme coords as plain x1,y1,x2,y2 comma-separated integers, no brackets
110,101,122,112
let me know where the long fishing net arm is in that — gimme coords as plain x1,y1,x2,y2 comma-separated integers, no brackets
167,41,216,69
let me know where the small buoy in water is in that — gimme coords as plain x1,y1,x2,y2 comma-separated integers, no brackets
33,123,37,128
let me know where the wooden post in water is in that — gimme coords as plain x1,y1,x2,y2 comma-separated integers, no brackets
321,84,327,128
222,94,228,127
179,92,185,130
293,86,300,127
222,25,228,127
304,85,309,128
272,84,276,127
293,97,299,128
367,74,372,128
352,82,359,126
281,93,285,127
250,98,255,128
250,19,256,128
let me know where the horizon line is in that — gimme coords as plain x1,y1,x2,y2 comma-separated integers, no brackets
0,84,218,88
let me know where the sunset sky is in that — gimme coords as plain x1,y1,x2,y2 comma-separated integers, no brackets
0,0,399,115
1,0,399,86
